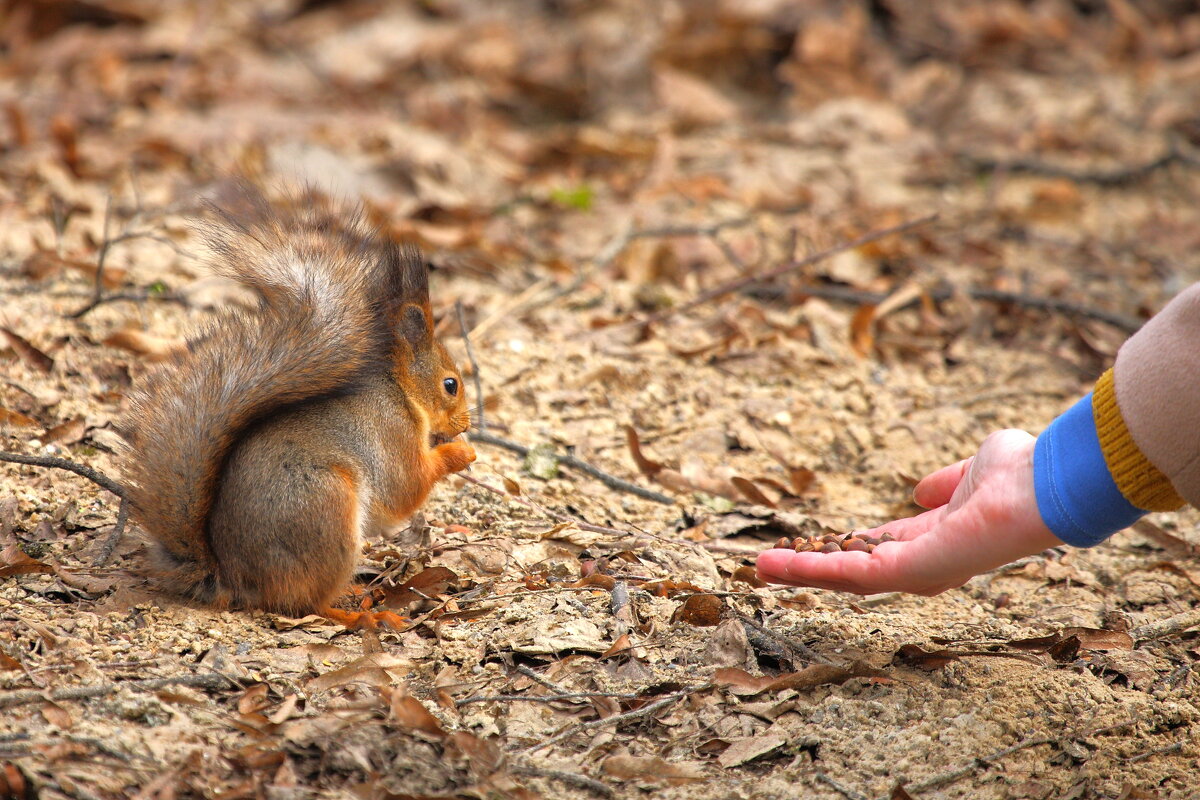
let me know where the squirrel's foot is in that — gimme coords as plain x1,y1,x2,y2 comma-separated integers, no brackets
318,606,410,631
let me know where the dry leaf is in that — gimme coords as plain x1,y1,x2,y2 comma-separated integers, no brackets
1,328,53,373
0,545,53,578
625,425,665,477
729,565,767,589
385,688,446,738
671,594,726,626
381,566,459,607
716,733,786,768
0,408,39,428
103,330,187,361
238,684,270,716
602,754,707,785
43,417,87,445
600,633,635,660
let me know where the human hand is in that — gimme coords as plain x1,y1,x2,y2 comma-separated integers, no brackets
755,429,1065,595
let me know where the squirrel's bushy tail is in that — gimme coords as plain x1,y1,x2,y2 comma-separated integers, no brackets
122,185,422,603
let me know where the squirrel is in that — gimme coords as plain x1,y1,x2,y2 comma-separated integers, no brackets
120,186,476,627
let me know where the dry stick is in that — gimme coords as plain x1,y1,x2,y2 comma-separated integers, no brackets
516,663,571,694
745,282,1144,334
0,452,126,498
612,213,940,334
1130,607,1200,642
885,719,1138,800
0,452,130,566
511,766,615,799
455,300,486,432
518,686,706,755
0,673,233,710
93,497,130,567
457,690,649,706
961,143,1200,187
549,215,758,303
471,430,675,505
815,771,871,800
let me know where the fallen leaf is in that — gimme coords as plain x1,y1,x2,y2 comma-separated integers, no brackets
603,754,707,784
729,565,767,589
892,644,961,670
0,545,53,578
388,692,446,739
625,425,664,477
716,733,787,768
381,566,459,607
238,684,270,716
1,328,53,373
671,594,726,626
0,408,39,428
103,330,187,361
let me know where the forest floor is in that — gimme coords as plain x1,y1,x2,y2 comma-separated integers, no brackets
3,2,1200,799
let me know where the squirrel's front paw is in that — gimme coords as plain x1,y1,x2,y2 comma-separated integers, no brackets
434,440,476,476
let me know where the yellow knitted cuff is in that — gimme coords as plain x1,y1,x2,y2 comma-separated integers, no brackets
1093,368,1185,511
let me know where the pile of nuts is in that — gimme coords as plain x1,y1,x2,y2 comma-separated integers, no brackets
772,531,895,553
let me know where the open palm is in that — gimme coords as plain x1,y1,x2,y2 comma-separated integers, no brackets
756,430,1065,595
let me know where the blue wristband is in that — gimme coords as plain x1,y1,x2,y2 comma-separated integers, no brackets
1033,393,1145,547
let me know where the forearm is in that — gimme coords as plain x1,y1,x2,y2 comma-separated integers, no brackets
1034,283,1199,546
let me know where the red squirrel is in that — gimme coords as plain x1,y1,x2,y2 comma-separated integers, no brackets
121,186,476,627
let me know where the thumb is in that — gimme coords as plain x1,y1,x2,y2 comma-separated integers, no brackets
912,457,973,509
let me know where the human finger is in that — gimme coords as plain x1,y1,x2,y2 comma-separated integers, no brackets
912,457,973,509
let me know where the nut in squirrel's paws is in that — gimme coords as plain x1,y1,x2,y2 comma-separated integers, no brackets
435,439,476,474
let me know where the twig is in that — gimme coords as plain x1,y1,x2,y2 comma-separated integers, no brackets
961,143,1200,187
1130,607,1200,642
511,766,615,799
472,430,674,505
457,690,648,706
0,673,233,710
456,300,486,431
615,214,939,333
516,663,570,694
0,452,126,498
1123,741,1184,763
884,719,1139,799
815,770,870,800
745,282,1143,334
93,497,130,567
518,686,704,754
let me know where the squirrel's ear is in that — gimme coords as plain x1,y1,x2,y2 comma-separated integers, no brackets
397,303,433,350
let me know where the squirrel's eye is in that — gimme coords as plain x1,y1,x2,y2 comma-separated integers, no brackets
443,377,459,396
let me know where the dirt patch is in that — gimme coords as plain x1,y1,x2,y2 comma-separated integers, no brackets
2,3,1199,798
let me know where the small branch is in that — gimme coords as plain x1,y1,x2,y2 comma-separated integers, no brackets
457,690,647,706
0,452,126,499
472,430,675,505
961,143,1200,187
93,496,130,568
744,282,1143,334
884,719,1139,799
1130,607,1200,642
618,213,939,332
516,663,571,694
815,771,870,800
511,766,615,799
0,673,233,710
517,686,704,754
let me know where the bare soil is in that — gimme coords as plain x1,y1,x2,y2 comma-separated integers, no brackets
2,3,1199,799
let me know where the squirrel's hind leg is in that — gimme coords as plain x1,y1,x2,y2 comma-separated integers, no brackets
208,460,363,617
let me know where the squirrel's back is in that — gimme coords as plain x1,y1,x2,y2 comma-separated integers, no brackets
122,185,426,604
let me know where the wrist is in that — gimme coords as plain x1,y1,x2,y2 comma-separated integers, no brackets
1033,393,1144,547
